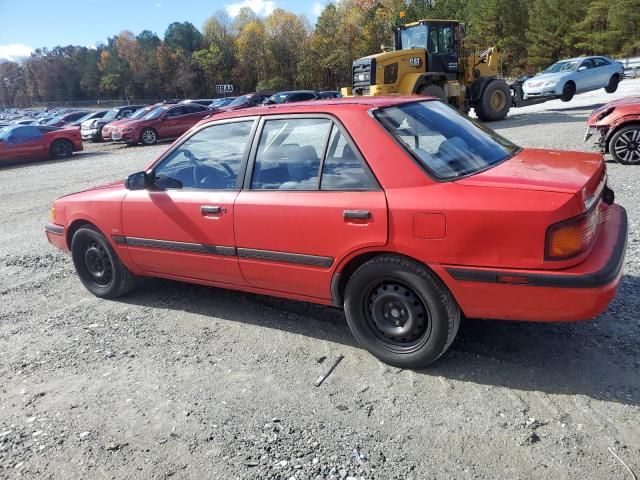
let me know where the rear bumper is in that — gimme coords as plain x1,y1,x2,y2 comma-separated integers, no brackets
440,204,627,322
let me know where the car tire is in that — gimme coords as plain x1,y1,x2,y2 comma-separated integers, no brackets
71,226,138,298
344,255,461,368
50,139,73,159
474,80,511,121
609,125,640,165
140,128,158,146
417,84,447,101
561,82,575,102
605,74,620,94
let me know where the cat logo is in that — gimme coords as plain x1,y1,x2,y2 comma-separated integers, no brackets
409,57,422,68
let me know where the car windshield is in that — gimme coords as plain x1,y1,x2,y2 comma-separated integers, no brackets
44,115,64,125
76,112,97,123
375,100,519,180
399,24,427,50
129,107,151,119
103,108,119,120
227,95,250,108
0,125,18,140
544,60,580,73
268,93,289,104
143,107,167,120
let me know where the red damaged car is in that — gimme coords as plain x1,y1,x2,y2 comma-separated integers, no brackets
586,96,640,164
1,124,82,163
45,97,627,367
110,103,213,146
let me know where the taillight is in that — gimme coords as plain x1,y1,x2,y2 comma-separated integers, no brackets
545,205,601,260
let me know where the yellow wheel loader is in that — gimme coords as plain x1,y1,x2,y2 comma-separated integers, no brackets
341,19,513,121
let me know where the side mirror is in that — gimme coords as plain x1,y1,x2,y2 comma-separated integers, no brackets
125,171,151,190
578,66,587,71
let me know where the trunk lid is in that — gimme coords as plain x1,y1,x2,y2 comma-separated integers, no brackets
456,148,605,201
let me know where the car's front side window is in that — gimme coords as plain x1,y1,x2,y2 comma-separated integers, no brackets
375,100,519,180
153,121,254,190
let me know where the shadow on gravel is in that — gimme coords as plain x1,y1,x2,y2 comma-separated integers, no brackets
489,111,587,128
0,151,111,170
117,274,640,407
546,102,605,113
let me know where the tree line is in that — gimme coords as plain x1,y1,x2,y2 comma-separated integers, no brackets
1,0,639,107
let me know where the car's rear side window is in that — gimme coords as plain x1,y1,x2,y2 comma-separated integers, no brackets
375,100,519,180
250,117,376,191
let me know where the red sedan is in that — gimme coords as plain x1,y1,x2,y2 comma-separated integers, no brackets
45,97,627,367
1,125,83,163
110,103,213,146
586,96,640,164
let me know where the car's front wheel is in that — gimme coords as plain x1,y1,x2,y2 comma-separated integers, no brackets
140,128,158,146
50,139,73,159
344,255,461,368
71,226,137,298
561,82,575,102
610,125,640,165
605,74,620,93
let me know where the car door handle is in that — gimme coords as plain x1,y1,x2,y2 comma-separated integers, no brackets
201,205,222,214
343,210,371,220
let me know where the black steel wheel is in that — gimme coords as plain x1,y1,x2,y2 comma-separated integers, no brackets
610,125,640,165
344,255,461,368
50,139,73,159
71,226,138,298
363,280,432,353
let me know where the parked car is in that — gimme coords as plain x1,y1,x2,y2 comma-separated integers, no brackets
44,97,626,368
0,124,82,162
101,105,158,141
111,104,213,146
222,92,273,111
318,91,341,99
44,111,91,127
523,56,624,102
81,105,146,142
263,90,319,105
585,96,640,164
12,119,37,125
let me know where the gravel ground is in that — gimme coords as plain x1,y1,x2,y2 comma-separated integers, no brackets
1,80,640,480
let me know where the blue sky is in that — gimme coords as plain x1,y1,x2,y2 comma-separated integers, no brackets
0,0,325,61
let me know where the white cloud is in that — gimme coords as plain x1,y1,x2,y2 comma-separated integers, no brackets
155,2,162,7
0,44,33,62
312,2,323,16
226,0,276,17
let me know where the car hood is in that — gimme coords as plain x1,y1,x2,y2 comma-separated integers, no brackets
61,180,125,198
524,72,569,84
598,96,640,110
112,118,146,129
456,148,605,196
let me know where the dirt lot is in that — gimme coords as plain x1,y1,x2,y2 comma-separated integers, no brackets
1,80,640,480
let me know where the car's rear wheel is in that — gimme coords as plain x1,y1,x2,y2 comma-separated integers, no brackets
50,139,73,159
344,255,461,368
610,125,640,165
71,226,137,298
140,128,158,146
561,82,575,102
605,74,620,93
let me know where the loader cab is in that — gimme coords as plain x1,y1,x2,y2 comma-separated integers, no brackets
394,20,461,80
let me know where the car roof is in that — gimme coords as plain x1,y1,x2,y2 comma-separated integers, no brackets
209,96,429,122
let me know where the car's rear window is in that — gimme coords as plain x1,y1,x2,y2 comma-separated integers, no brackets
374,100,519,180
